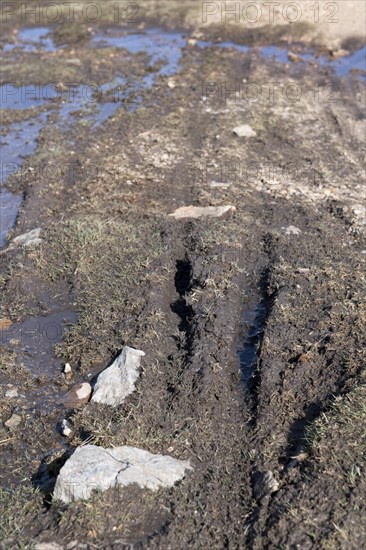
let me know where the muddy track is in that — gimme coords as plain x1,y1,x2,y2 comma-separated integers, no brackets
136,222,248,544
242,210,366,548
130,192,366,550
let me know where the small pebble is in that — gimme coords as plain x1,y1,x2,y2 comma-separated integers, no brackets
63,363,72,375
285,225,301,235
60,419,72,437
58,382,92,408
0,318,12,330
232,124,257,138
5,413,22,429
35,543,63,550
5,388,18,398
288,51,301,63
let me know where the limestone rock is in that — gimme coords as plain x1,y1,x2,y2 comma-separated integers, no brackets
53,444,193,503
209,182,232,189
169,205,236,220
92,346,145,406
13,228,42,247
63,363,72,374
232,125,257,138
5,387,18,398
35,543,63,550
285,225,301,235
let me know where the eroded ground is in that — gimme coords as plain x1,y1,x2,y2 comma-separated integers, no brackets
0,1,365,549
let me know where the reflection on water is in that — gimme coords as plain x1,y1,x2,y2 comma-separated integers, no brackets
0,190,23,247
4,26,56,52
198,38,366,79
0,83,59,110
332,45,366,77
238,302,267,385
0,116,47,174
0,310,78,377
92,29,187,76
0,115,47,246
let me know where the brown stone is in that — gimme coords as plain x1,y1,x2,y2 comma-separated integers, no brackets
0,318,12,330
58,382,92,408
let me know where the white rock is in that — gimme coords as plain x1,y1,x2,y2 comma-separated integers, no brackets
232,124,257,138
66,58,82,65
13,228,42,247
331,48,349,59
60,419,72,437
35,543,63,550
92,346,145,406
63,363,72,374
169,205,236,220
53,444,192,503
5,388,18,398
285,225,302,235
209,182,232,189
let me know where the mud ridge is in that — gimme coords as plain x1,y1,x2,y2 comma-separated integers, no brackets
283,359,366,470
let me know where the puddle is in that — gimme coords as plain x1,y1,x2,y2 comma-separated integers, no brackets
0,115,48,245
92,29,187,77
0,82,123,128
89,99,121,127
0,310,79,415
329,45,366,78
0,117,47,177
57,76,149,128
197,39,366,80
85,29,186,122
238,302,267,385
197,39,249,55
4,26,55,52
0,310,77,378
57,84,95,126
0,83,59,110
57,82,120,128
0,190,23,248
1,28,184,137
8,25,360,82
260,44,366,78
260,45,290,64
